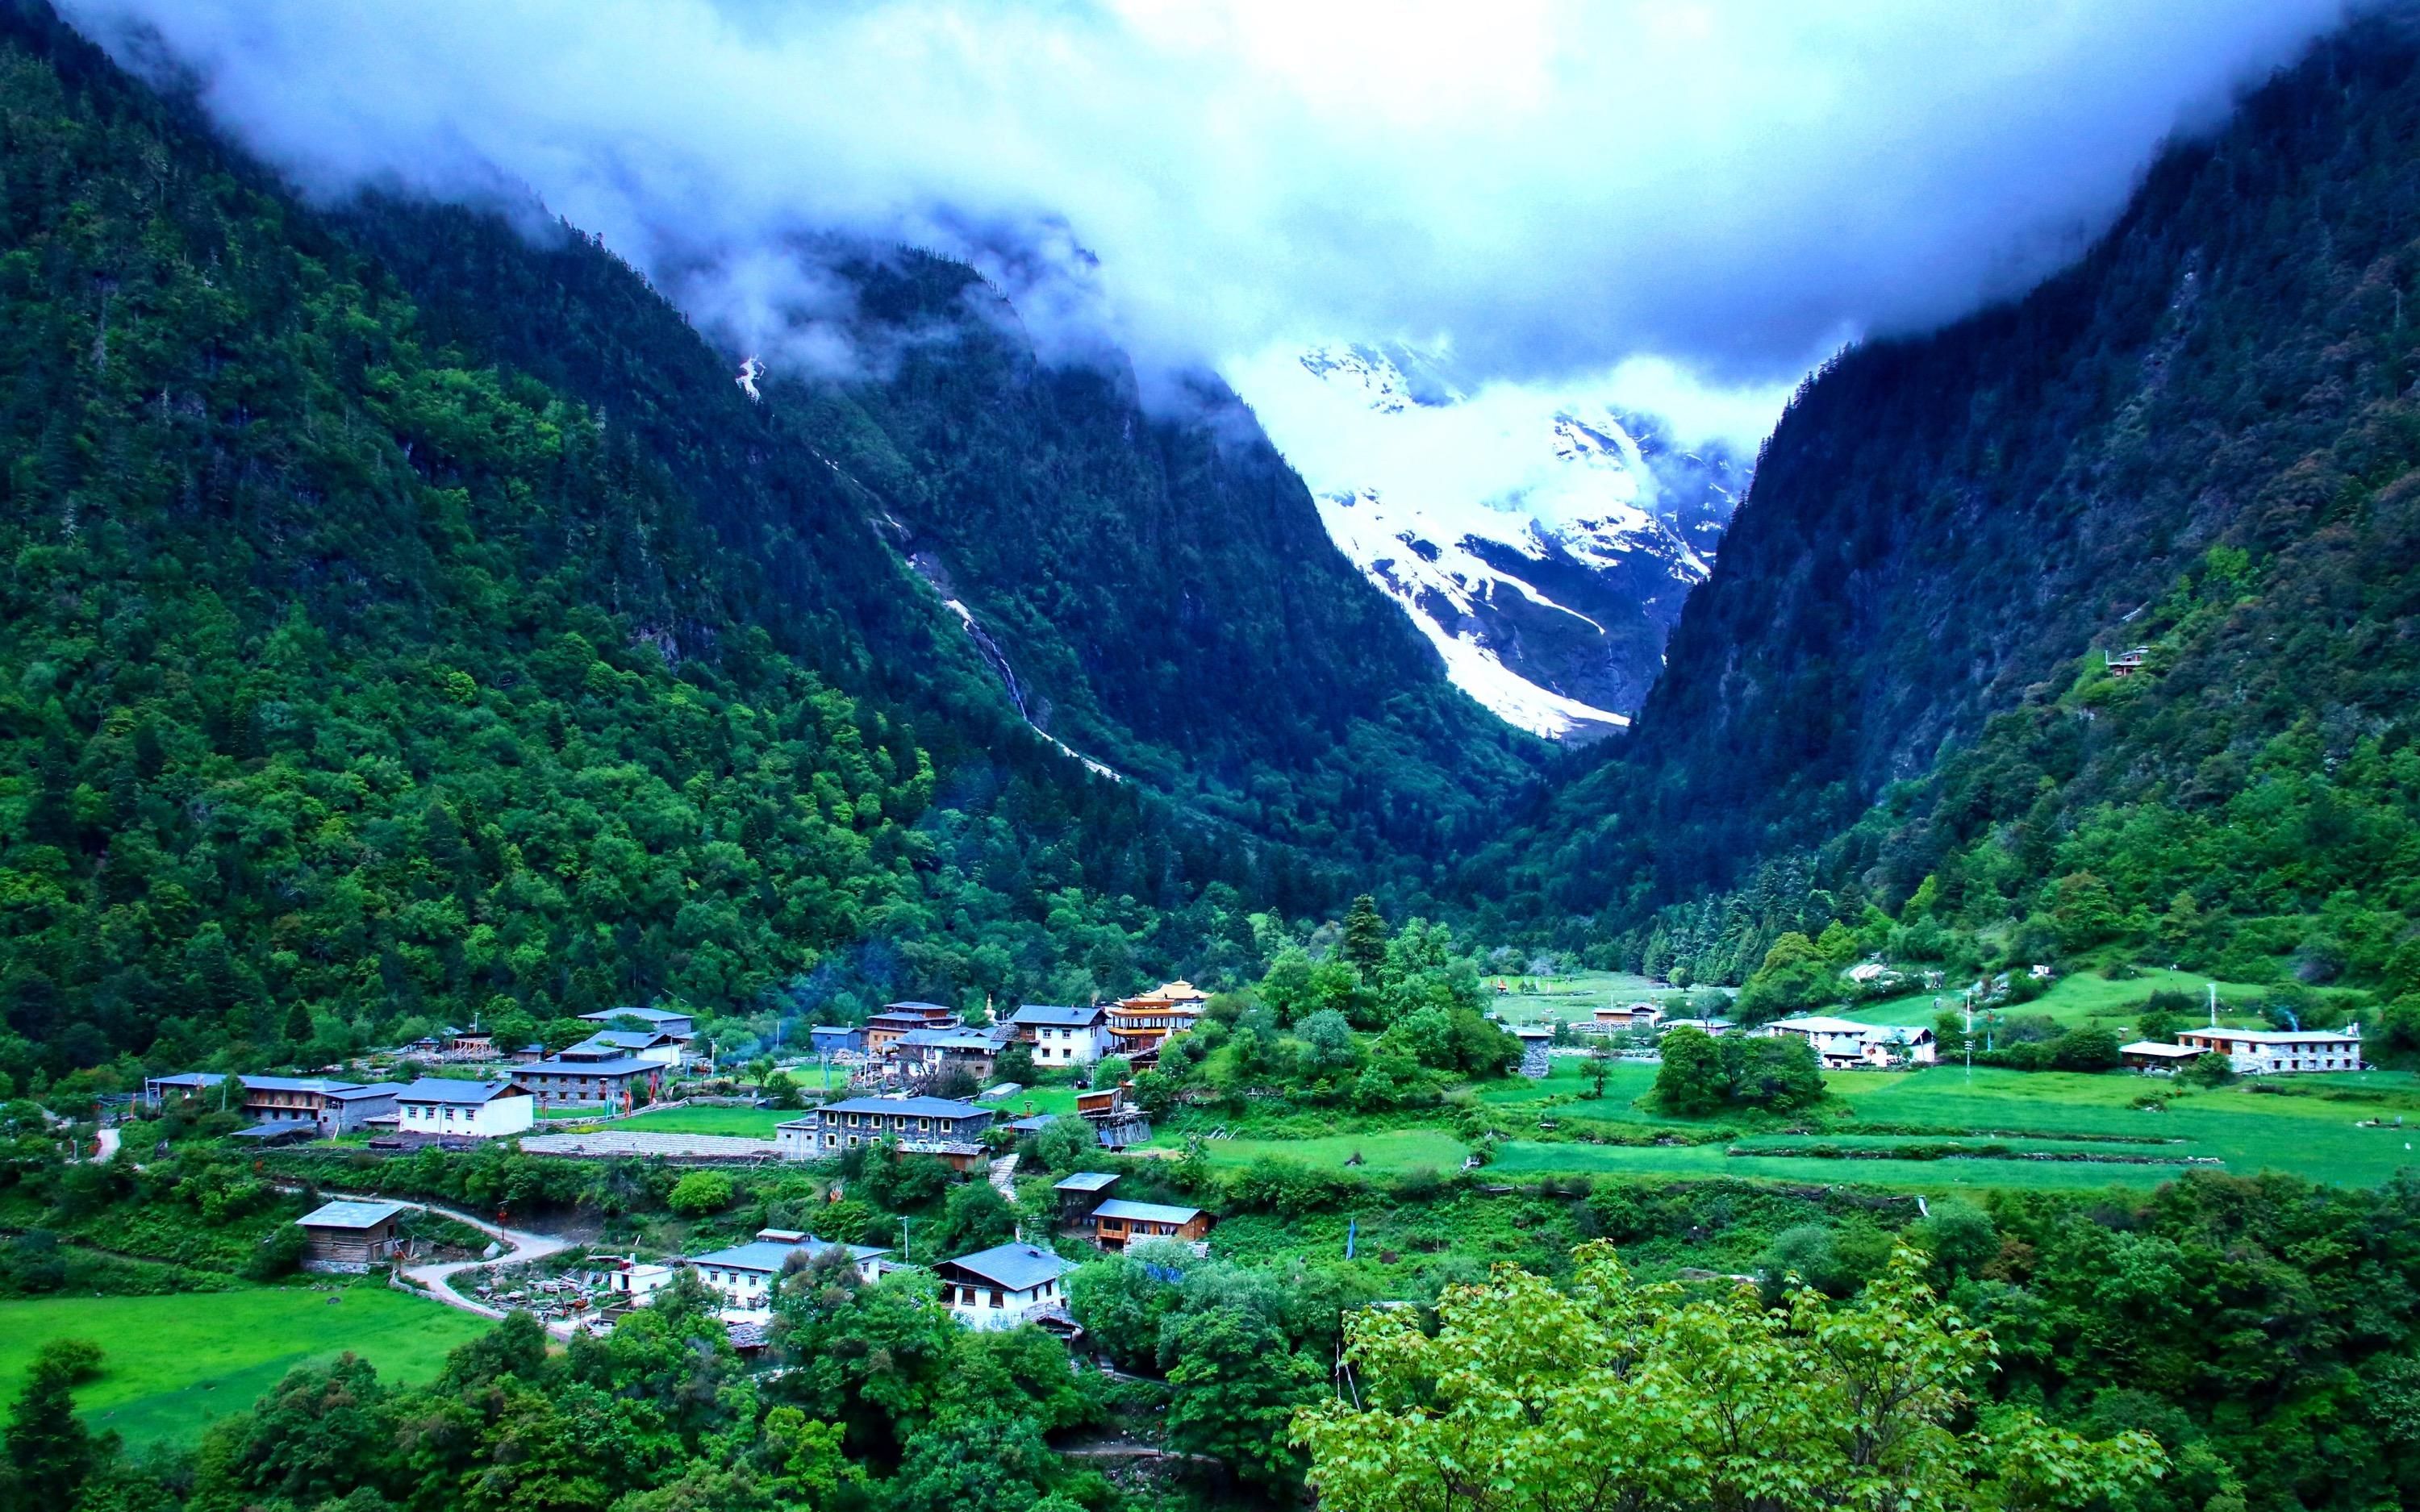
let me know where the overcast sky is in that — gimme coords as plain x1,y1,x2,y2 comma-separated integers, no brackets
65,0,2348,450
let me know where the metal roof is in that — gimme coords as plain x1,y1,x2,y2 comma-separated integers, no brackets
396,1077,530,1105
816,1096,991,1118
1054,1172,1120,1192
521,1056,659,1077
1093,1199,1203,1225
940,1242,1077,1293
298,1199,408,1230
325,1082,409,1101
240,1075,362,1093
1010,1004,1102,1027
579,1007,691,1026
689,1237,883,1272
576,1031,670,1050
2121,1041,2205,1057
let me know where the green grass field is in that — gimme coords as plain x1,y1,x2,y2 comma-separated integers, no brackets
987,1084,1082,1118
602,1106,785,1137
0,1282,494,1446
1485,971,1685,1026
1177,1055,2420,1193
1842,968,2334,1031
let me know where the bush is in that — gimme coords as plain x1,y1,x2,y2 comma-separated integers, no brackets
666,1171,736,1217
245,1221,312,1280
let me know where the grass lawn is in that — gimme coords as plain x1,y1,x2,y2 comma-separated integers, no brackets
1476,1064,2420,1191
1842,968,2335,1031
0,1281,494,1447
1187,1128,1471,1173
1486,971,1686,1026
988,1084,1082,1119
605,1106,785,1137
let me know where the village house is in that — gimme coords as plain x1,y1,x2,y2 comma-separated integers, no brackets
1755,1016,1936,1069
934,1242,1077,1329
808,1025,868,1056
1589,1002,1666,1035
1104,981,1208,1059
442,1028,497,1061
1510,1025,1555,1078
686,1228,887,1315
579,1006,696,1041
1090,1198,1212,1252
295,1199,408,1272
394,1077,536,1137
894,1027,1000,1082
319,1081,408,1135
775,1094,994,1168
239,1075,364,1127
141,1072,226,1111
2105,645,2151,677
606,1258,674,1302
2175,1023,2363,1075
517,1054,664,1111
1660,1016,1738,1036
1054,1171,1119,1227
563,1029,684,1069
1008,1004,1110,1067
2120,1040,2207,1073
866,1002,961,1058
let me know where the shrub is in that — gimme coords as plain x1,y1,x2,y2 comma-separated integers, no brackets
666,1171,736,1217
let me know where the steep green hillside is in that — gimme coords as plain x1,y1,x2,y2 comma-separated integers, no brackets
0,2,1517,1078
1496,11,2420,1022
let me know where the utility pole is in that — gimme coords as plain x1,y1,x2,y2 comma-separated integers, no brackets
899,1217,912,1264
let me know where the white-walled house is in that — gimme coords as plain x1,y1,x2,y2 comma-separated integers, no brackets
1008,1004,1109,1067
1754,1017,1936,1068
2176,1023,2363,1075
394,1077,536,1138
934,1242,1077,1329
686,1229,887,1315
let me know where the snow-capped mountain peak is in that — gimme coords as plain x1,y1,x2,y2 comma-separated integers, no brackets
1245,343,1748,739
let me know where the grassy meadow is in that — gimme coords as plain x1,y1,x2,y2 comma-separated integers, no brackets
1170,1056,2420,1193
601,1106,786,1138
0,1282,494,1447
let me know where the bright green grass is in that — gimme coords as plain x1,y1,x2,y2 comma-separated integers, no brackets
1484,971,1682,1026
0,1282,493,1447
988,1084,1081,1118
1842,968,2322,1031
602,1106,783,1137
1188,1128,1471,1173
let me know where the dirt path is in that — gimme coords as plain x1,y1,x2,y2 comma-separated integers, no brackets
295,1188,575,1328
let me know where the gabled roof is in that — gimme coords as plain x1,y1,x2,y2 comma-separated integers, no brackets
298,1199,408,1230
940,1242,1077,1293
521,1056,660,1077
1763,1016,1875,1035
2121,1041,2205,1057
897,1028,996,1051
396,1077,532,1106
325,1082,409,1102
2184,1026,2364,1044
148,1072,226,1089
574,1030,672,1051
1010,1004,1103,1027
883,1001,955,1013
240,1075,363,1093
1054,1171,1120,1193
689,1236,884,1273
816,1096,991,1119
1093,1199,1204,1225
580,1006,692,1026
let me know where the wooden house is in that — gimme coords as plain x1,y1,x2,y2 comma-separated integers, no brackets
296,1199,408,1272
1090,1199,1211,1252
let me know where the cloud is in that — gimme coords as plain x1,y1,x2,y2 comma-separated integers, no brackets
60,0,2347,412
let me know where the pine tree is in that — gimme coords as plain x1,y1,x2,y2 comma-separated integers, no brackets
1341,895,1388,978
4,1339,98,1512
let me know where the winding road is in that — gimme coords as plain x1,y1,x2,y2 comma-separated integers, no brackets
292,1188,576,1327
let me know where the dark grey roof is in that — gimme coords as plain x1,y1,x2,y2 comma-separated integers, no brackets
883,1001,954,1013
580,1006,691,1024
522,1056,658,1077
576,1031,670,1051
941,1242,1077,1293
325,1082,408,1102
817,1096,991,1119
240,1075,362,1093
1054,1172,1119,1193
396,1077,531,1105
1010,1004,1103,1027
689,1237,885,1272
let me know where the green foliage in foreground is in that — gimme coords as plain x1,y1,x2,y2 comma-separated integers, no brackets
1296,1243,2163,1512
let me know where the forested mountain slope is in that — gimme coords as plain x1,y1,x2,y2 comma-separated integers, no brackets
0,1,1521,1077
1496,9,2420,1006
